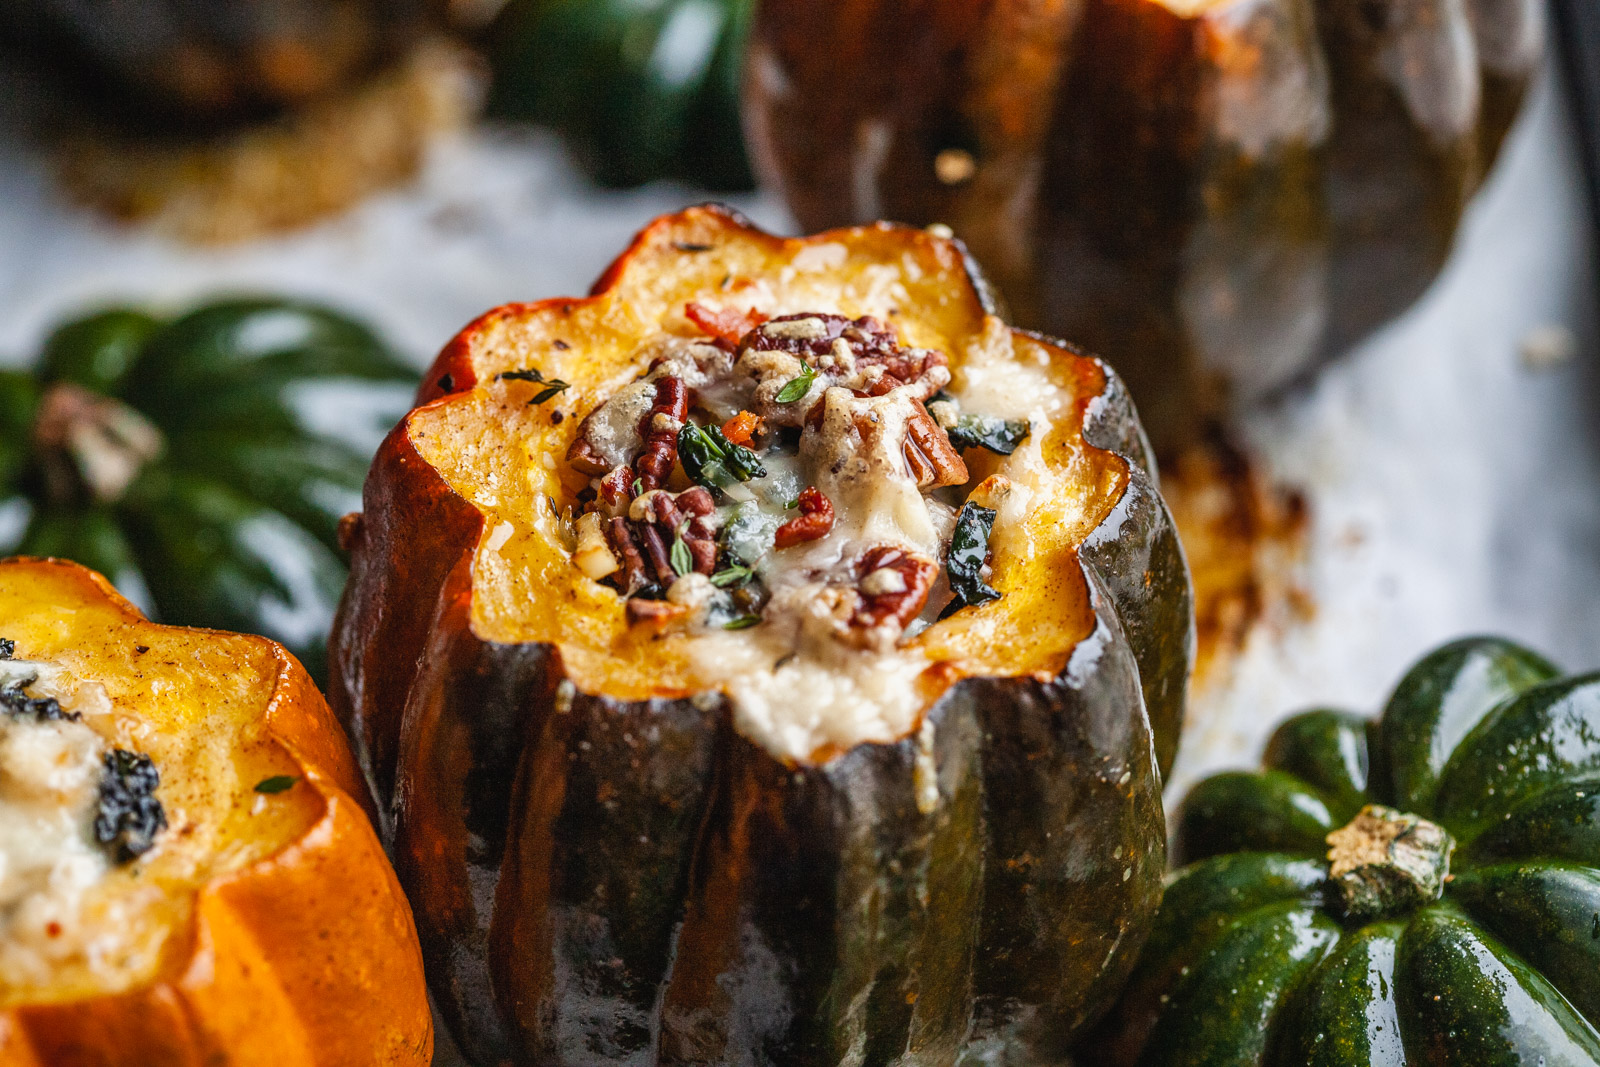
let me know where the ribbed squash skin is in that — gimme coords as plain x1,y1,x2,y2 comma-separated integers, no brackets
1094,636,1600,1066
329,205,1193,1065
486,0,755,190
7,0,441,125
0,557,431,1067
0,299,416,682
744,0,1541,450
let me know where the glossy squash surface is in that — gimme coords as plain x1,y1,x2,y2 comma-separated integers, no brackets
745,0,1542,449
0,299,416,680
1096,636,1600,1066
0,557,431,1066
330,204,1193,1064
486,0,755,190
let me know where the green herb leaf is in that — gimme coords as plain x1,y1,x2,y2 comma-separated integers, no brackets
785,497,800,510
497,367,569,404
670,529,693,577
632,478,644,498
710,564,753,588
775,365,818,404
723,615,762,630
940,503,1001,619
254,775,298,794
947,414,1030,455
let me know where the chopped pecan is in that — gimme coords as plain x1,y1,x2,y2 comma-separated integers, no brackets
605,517,649,594
638,523,675,584
904,403,969,489
626,598,688,626
686,302,769,348
634,376,688,492
568,438,610,476
773,486,836,549
599,466,633,507
852,547,937,631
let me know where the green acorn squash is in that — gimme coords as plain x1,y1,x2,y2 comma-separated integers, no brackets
0,299,416,681
1095,636,1600,1066
485,0,755,190
745,0,1542,451
9,0,441,126
330,204,1192,1064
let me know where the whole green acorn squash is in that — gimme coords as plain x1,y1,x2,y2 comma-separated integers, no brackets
745,0,1542,451
1096,636,1600,1066
0,299,416,680
485,0,755,190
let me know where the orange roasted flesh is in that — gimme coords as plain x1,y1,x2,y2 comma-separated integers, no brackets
0,557,431,1067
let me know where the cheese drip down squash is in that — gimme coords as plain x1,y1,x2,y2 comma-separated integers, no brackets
0,557,431,1067
330,205,1193,1065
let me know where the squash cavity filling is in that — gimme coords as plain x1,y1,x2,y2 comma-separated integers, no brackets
549,308,1065,761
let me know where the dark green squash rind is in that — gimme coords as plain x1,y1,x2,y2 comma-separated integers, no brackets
1171,769,1336,865
1377,636,1560,813
1262,708,1371,821
1433,673,1600,843
1395,906,1600,1065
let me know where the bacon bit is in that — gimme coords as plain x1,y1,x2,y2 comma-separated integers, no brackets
634,377,688,492
852,547,937,630
606,517,649,594
721,410,762,446
773,486,835,548
904,404,969,489
686,302,769,348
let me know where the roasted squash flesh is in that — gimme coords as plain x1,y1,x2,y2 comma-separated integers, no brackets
409,212,1124,760
0,557,431,1066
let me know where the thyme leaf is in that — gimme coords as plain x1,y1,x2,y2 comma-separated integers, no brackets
710,564,753,588
775,365,818,404
670,528,694,577
723,615,762,630
254,775,298,794
497,367,569,404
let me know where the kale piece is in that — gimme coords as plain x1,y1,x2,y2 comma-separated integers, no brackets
0,638,13,659
940,503,1002,618
946,414,1030,455
678,422,766,495
95,749,167,863
0,681,77,722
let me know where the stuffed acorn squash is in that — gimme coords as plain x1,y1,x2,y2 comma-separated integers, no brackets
745,0,1542,448
0,557,431,1066
1096,636,1600,1066
330,205,1192,1065
0,298,416,681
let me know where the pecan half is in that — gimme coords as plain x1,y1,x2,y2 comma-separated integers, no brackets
852,546,937,631
904,403,969,489
634,376,688,492
773,486,836,548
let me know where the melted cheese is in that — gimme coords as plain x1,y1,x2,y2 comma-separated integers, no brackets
0,569,321,1007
